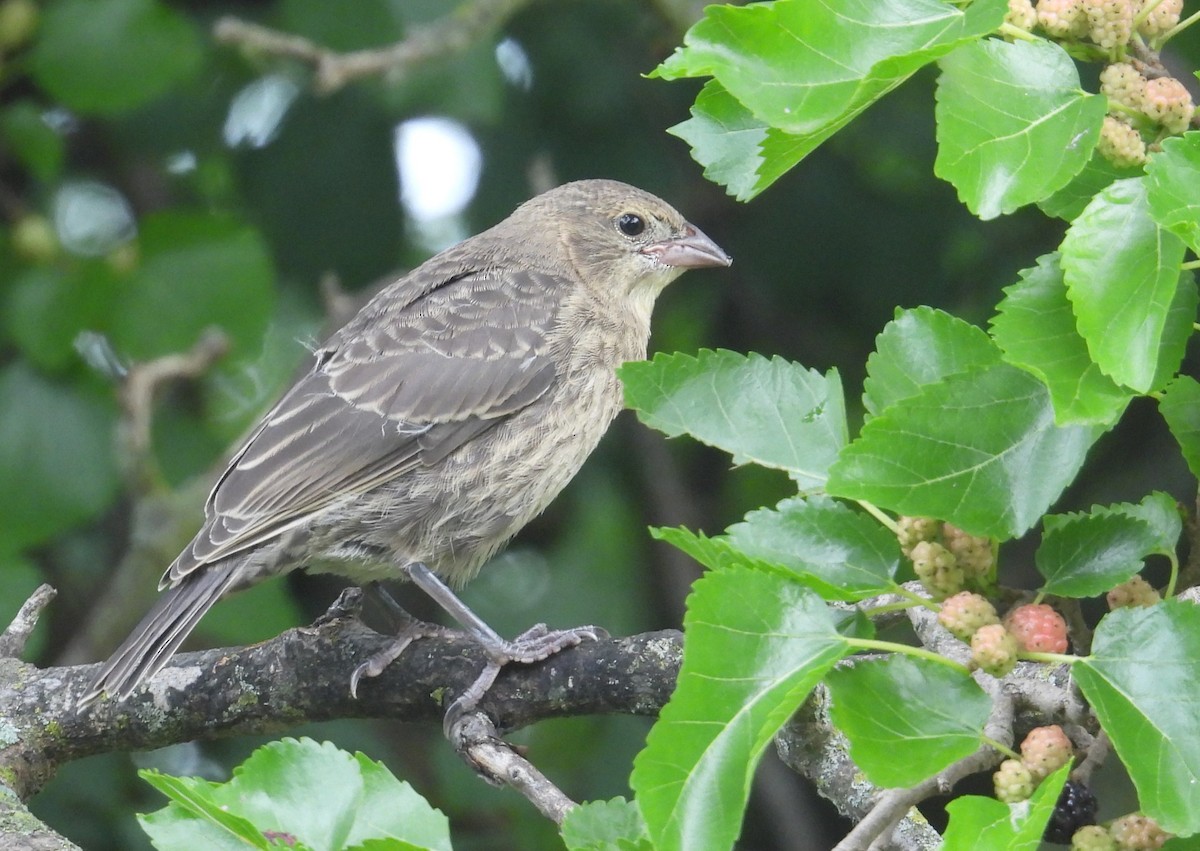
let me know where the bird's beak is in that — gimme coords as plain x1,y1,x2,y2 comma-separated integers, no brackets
641,224,732,269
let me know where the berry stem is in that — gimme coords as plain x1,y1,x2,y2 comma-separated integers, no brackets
861,598,923,617
1180,260,1200,271
1134,0,1164,29
980,735,1021,761
1161,7,1200,44
1165,548,1180,598
855,499,899,534
1018,650,1079,665
998,22,1038,43
843,637,973,675
894,584,940,611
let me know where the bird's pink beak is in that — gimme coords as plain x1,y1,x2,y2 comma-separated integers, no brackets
641,224,732,269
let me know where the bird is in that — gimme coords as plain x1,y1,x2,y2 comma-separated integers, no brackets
79,178,731,711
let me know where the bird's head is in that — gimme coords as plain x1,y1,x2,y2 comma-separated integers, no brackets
514,179,731,313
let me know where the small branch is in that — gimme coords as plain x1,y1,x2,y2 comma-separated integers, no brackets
0,585,55,659
214,0,536,95
115,328,231,490
449,711,577,823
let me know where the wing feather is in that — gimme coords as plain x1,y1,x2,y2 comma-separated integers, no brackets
164,265,567,584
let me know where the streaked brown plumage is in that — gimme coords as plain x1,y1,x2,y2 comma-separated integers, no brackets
81,179,730,706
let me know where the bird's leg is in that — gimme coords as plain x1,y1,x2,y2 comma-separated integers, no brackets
401,561,608,726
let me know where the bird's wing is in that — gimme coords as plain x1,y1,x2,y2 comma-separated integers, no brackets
164,265,568,584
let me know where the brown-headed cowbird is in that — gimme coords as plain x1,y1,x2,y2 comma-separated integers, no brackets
80,179,730,709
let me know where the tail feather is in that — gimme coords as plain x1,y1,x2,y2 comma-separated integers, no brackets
79,564,242,707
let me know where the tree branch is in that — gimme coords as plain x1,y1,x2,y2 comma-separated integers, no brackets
6,589,682,807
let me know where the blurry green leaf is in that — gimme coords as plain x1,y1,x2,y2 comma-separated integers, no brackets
4,264,120,372
1036,511,1158,598
934,39,1103,220
990,253,1130,425
110,212,274,360
1039,153,1142,221
1160,375,1200,480
620,350,847,489
942,765,1068,849
1062,177,1189,392
632,569,847,851
1146,132,1200,254
656,0,1005,197
31,0,204,116
561,798,651,851
141,738,451,851
1075,602,1200,834
828,363,1103,540
0,364,118,551
724,496,900,600
0,101,65,181
826,656,991,788
863,306,1000,417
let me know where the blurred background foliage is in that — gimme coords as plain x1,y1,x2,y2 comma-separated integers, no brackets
0,0,1195,849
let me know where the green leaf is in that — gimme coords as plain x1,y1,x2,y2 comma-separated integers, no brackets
1108,491,1184,554
990,253,1131,425
139,772,269,850
941,765,1069,849
666,81,803,202
651,527,798,577
1040,153,1142,221
1146,132,1200,254
620,350,847,489
1160,375,1200,480
655,0,1006,197
829,362,1103,540
934,38,1104,220
632,569,848,851
1074,602,1200,834
1035,511,1159,598
0,364,118,551
109,211,274,360
826,656,991,788
656,0,1006,135
1061,177,1189,392
561,798,651,851
863,306,1001,417
30,0,204,116
0,101,65,182
724,496,900,601
141,738,450,851
4,263,121,372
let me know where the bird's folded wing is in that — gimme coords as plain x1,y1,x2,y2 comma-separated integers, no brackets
163,266,567,584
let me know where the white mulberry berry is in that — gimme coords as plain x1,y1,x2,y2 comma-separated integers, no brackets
1143,76,1194,134
1096,115,1147,167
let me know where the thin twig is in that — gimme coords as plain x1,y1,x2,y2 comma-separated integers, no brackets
116,328,230,489
449,711,577,824
0,585,55,659
214,0,536,95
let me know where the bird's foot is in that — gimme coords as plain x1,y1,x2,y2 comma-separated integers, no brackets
348,619,458,698
443,623,608,734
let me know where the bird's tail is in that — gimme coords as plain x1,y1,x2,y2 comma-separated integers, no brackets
78,563,242,707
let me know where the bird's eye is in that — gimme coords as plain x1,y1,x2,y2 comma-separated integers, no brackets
617,213,645,237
